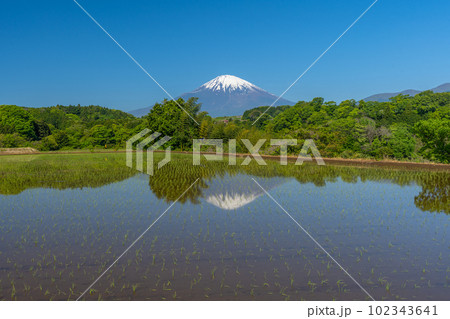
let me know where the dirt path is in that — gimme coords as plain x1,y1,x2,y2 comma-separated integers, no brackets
0,147,39,155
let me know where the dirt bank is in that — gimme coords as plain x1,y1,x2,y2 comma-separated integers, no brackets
0,148,39,155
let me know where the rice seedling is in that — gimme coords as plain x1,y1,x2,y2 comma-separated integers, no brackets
132,284,138,294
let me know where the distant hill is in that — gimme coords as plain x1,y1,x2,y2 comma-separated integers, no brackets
432,83,450,93
363,83,450,102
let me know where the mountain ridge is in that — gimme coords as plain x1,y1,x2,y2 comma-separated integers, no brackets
363,83,450,102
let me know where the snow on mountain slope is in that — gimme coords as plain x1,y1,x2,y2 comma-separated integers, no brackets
198,75,260,93
202,174,287,210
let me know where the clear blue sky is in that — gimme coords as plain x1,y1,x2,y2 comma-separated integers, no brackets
1,0,449,111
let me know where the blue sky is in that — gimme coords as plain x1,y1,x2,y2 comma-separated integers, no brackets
1,0,449,111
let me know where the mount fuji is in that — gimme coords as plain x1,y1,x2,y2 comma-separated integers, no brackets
179,75,294,117
202,174,287,210
128,75,294,117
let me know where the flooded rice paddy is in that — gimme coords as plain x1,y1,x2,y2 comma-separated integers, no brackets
0,153,448,300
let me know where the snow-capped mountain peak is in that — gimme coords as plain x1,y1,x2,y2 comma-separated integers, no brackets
196,75,261,93
178,74,294,117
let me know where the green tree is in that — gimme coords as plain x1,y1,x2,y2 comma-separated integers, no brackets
145,98,201,149
39,135,59,151
0,105,37,140
88,125,114,147
199,118,212,138
388,125,415,159
0,133,26,148
54,131,71,148
415,118,450,162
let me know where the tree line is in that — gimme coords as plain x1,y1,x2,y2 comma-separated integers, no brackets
1,91,449,163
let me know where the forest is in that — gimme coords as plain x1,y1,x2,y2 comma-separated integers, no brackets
1,90,449,163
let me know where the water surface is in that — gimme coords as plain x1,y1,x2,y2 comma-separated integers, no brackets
0,153,448,300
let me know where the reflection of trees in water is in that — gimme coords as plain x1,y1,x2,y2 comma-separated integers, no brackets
148,155,449,214
1,153,447,214
414,174,449,214
148,157,237,204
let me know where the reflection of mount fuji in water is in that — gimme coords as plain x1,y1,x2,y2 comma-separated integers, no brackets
146,163,448,215
202,174,287,210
